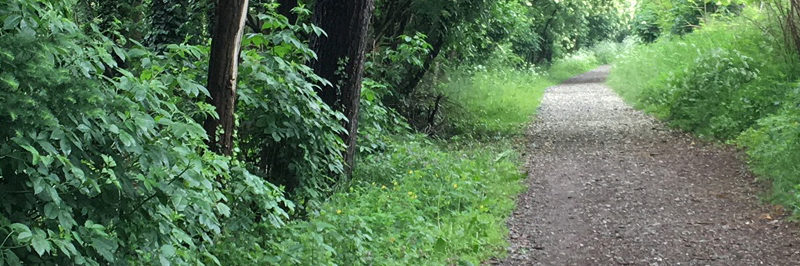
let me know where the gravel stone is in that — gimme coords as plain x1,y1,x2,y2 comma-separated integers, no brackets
493,66,800,265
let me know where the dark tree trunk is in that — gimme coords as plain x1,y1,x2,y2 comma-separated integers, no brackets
203,0,249,155
277,0,298,23
309,0,374,178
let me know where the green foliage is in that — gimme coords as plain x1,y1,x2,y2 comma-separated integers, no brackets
591,39,637,64
632,6,662,43
653,49,762,138
0,1,289,264
212,137,525,265
235,12,347,200
610,10,800,215
1,0,641,264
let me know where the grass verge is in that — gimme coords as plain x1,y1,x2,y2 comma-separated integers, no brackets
608,12,800,216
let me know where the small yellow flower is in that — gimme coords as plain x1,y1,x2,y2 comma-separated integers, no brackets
393,181,399,186
336,209,342,214
408,191,413,196
480,205,484,209
381,185,387,190
453,183,458,189
408,170,413,174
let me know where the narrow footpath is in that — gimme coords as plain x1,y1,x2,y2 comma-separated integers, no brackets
497,66,800,265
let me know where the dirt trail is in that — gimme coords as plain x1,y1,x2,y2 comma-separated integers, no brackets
495,66,800,265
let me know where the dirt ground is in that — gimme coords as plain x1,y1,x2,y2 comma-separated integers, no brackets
492,66,800,265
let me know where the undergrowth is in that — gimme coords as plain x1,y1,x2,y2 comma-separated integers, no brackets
608,11,800,216
213,137,525,265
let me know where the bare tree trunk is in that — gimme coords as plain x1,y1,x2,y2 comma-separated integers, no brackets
203,0,249,155
309,0,374,178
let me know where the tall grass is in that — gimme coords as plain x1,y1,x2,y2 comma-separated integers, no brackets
442,68,553,136
213,136,525,265
441,47,612,137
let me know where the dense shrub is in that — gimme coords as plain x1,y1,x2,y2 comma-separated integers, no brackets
647,49,761,139
0,2,288,264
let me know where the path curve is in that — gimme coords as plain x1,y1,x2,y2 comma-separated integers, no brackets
497,66,800,265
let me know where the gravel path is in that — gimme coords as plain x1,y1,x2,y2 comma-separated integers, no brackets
495,66,800,265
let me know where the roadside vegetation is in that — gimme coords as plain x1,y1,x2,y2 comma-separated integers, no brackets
609,0,800,216
0,0,628,264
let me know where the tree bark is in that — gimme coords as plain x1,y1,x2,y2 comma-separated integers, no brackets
309,0,374,178
203,0,249,155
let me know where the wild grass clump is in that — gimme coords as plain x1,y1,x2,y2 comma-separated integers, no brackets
548,49,600,82
608,12,800,215
213,137,525,265
591,38,638,64
442,68,553,137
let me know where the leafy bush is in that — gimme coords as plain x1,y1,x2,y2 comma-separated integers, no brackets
738,96,800,211
0,2,288,264
646,49,762,139
236,23,347,200
632,6,663,43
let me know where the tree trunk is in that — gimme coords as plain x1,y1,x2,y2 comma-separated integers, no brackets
203,0,249,155
309,0,374,178
277,0,298,23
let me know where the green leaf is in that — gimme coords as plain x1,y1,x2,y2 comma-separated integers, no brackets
91,237,117,262
17,142,40,165
119,131,134,147
433,237,447,253
77,124,90,133
44,203,59,219
31,229,51,256
10,223,31,242
216,202,231,217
